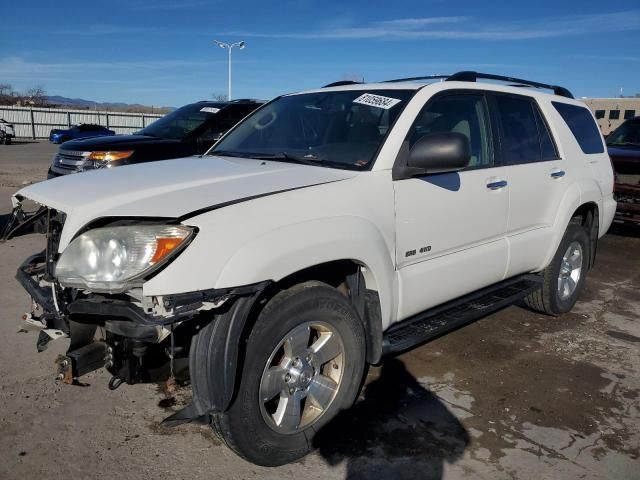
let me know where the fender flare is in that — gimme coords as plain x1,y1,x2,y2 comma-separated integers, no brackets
540,182,601,270
214,216,397,331
163,292,266,425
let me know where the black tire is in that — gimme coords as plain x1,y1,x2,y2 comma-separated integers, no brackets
209,281,366,466
524,222,590,315
4,136,10,145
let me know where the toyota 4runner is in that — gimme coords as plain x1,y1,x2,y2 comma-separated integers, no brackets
4,71,616,466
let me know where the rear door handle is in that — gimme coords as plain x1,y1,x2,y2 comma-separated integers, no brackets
486,180,508,190
550,170,566,179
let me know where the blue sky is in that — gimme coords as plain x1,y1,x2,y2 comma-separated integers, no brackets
1,0,639,106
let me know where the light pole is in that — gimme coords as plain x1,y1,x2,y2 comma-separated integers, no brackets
213,40,246,101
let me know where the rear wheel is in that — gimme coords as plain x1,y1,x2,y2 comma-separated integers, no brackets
524,222,589,315
210,281,366,466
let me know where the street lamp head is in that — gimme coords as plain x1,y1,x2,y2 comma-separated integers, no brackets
213,39,229,49
238,41,246,50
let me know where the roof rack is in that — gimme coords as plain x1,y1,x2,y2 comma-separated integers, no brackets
446,71,573,98
383,75,449,83
322,80,362,88
323,71,573,98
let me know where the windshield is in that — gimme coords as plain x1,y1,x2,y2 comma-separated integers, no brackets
210,89,414,169
140,103,227,140
607,119,640,146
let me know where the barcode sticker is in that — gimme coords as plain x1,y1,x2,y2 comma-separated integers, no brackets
200,107,220,114
353,93,401,110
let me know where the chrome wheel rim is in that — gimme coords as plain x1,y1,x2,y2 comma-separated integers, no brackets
558,241,583,300
259,321,344,434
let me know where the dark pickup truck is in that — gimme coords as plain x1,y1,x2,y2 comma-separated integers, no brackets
48,99,262,178
607,117,640,225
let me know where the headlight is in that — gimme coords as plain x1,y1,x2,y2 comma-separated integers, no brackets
55,225,194,292
86,150,134,169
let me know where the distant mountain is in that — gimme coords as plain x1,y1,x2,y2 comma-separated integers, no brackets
45,95,173,113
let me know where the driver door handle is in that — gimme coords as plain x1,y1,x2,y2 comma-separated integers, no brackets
486,180,508,190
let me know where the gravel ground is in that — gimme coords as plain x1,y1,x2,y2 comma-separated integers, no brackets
0,142,638,480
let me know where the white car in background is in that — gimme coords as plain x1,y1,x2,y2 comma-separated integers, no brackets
7,71,616,466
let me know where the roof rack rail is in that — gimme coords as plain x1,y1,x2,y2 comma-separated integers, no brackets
446,71,573,98
323,71,574,98
383,75,449,83
322,80,362,88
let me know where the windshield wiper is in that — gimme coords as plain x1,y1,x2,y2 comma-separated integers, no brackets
208,150,257,158
251,152,324,167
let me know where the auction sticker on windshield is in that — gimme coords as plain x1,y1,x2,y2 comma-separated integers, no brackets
353,93,401,110
200,107,221,114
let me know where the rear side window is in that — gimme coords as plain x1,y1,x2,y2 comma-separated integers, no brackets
552,102,605,154
495,95,558,164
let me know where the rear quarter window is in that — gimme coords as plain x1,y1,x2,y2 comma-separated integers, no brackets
552,102,605,154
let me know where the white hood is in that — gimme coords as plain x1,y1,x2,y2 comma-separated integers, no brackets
14,155,356,249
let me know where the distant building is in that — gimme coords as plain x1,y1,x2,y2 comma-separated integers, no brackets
581,98,640,135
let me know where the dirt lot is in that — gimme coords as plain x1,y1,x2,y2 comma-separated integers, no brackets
0,142,638,480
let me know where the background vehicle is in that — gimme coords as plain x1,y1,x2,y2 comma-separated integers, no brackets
607,117,640,224
49,123,115,144
47,99,262,177
8,72,615,467
0,119,15,145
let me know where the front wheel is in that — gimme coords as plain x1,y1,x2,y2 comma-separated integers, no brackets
524,222,590,315
209,281,366,466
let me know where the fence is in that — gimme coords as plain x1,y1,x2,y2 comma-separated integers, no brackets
0,106,164,139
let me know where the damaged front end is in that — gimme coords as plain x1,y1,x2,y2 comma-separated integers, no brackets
9,200,268,424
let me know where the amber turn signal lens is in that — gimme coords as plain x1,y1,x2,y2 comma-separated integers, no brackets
87,150,134,162
150,237,184,265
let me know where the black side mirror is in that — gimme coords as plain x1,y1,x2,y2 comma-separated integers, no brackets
407,132,471,174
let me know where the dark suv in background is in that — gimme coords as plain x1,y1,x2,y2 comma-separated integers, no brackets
607,117,640,225
48,99,262,177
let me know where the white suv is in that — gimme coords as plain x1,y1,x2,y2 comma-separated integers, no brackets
7,71,616,466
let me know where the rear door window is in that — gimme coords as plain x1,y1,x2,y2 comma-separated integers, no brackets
552,102,605,154
532,104,559,161
495,95,542,164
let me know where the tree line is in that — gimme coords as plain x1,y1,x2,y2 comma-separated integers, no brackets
0,83,172,113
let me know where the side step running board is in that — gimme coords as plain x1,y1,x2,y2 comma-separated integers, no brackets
382,274,542,356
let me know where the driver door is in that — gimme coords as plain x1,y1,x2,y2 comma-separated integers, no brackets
394,92,509,320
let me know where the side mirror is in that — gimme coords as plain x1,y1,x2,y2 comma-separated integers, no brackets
407,132,470,175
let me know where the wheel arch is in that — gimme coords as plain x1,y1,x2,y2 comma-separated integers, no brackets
214,215,396,337
262,259,384,365
542,186,600,271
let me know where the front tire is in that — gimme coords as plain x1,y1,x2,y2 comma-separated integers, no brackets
211,281,366,466
524,222,590,315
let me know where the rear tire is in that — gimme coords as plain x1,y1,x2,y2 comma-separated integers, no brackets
524,222,589,315
210,281,366,466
